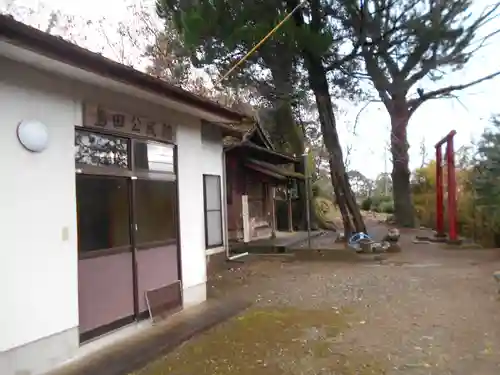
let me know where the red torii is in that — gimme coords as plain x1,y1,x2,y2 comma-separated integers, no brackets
435,130,458,243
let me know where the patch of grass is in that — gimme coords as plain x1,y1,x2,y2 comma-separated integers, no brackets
134,307,385,375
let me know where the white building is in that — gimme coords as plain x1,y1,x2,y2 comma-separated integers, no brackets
0,15,247,375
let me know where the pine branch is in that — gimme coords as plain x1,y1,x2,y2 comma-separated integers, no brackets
404,6,500,92
353,99,382,135
408,70,500,115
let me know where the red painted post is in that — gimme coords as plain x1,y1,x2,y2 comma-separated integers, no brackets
446,135,457,242
435,147,444,236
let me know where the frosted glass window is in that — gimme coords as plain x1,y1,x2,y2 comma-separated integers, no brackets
203,175,223,247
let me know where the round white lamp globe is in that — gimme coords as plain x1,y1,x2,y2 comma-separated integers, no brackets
17,120,49,153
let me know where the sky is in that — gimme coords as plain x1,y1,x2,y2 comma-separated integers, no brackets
2,0,499,180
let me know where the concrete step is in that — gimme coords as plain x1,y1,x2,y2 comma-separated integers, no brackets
47,298,250,375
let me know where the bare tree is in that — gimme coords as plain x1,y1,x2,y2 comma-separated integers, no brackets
1,0,221,100
1,0,91,45
419,137,428,168
333,0,500,226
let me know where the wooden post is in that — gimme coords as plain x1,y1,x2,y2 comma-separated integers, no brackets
446,136,458,242
287,189,293,232
435,130,458,242
435,147,444,237
242,195,250,243
270,186,277,238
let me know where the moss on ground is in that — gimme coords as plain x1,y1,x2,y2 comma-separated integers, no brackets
134,307,386,375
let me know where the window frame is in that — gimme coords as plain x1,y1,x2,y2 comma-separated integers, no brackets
203,174,224,249
74,127,179,259
75,174,133,259
74,126,183,327
133,178,178,248
131,139,175,178
75,129,133,176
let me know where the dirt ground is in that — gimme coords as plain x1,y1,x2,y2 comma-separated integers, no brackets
137,223,500,375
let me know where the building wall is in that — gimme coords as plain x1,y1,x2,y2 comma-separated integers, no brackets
0,73,80,368
176,123,207,305
0,57,221,373
226,154,244,240
184,132,226,282
225,154,276,241
201,123,226,255
176,121,227,302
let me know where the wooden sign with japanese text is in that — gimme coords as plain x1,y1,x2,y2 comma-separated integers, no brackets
82,103,176,143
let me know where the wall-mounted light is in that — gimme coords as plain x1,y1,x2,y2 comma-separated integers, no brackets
17,120,49,153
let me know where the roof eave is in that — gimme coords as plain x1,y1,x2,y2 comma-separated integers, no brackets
0,14,250,124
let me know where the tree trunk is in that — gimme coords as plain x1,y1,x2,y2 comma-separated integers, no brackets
390,104,415,227
329,160,354,237
306,63,366,236
286,0,366,236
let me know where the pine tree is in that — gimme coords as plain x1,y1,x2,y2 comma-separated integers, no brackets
332,0,500,226
473,115,500,229
156,0,367,235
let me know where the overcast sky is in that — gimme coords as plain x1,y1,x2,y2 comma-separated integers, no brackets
2,0,499,180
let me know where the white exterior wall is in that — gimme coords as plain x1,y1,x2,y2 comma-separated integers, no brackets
0,56,226,373
0,79,80,357
177,124,208,305
201,126,227,255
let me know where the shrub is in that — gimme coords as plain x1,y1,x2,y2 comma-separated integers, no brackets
379,200,395,214
370,194,391,207
361,197,372,211
368,195,392,213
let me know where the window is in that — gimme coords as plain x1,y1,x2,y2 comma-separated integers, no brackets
74,131,178,254
75,130,129,168
203,174,223,248
135,179,177,245
134,141,174,173
76,175,131,253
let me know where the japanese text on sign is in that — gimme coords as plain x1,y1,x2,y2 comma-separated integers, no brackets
82,103,175,142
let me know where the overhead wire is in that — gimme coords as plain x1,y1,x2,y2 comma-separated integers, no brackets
217,0,307,85
217,0,372,84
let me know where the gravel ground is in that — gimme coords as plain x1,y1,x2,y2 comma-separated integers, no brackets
139,223,500,375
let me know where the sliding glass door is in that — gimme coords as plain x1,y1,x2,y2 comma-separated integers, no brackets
132,140,180,317
76,174,135,341
75,130,180,342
